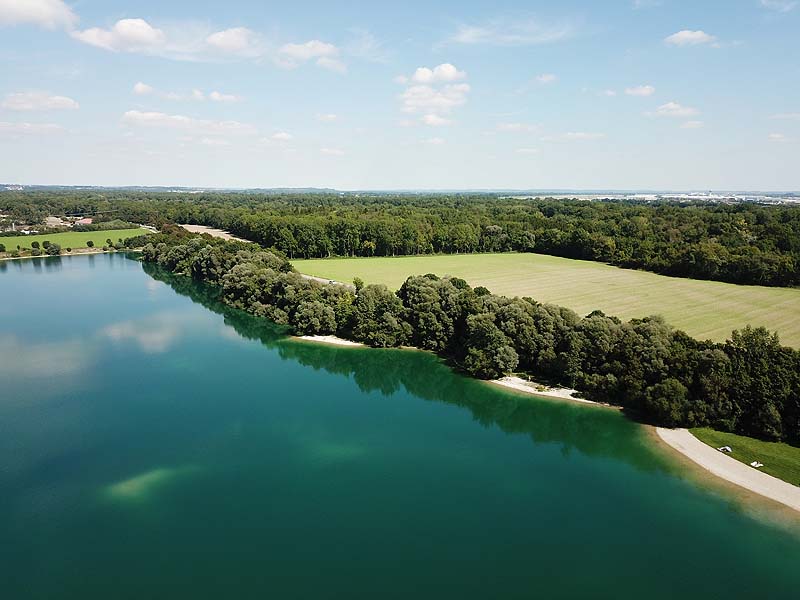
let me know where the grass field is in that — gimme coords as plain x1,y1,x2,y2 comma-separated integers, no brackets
0,229,149,252
691,427,800,487
292,253,800,347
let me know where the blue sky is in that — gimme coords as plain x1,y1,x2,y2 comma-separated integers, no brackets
0,0,798,190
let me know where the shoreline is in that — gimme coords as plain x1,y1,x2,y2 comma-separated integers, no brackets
38,251,797,517
489,375,619,408
292,335,800,515
656,428,800,513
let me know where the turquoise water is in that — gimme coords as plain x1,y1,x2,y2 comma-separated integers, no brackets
1,254,799,599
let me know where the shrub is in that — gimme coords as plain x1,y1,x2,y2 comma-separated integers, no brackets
45,243,61,256
86,240,94,248
66,247,72,253
0,243,5,252
31,248,42,256
31,241,40,249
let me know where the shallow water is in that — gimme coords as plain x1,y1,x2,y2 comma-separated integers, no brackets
1,254,799,599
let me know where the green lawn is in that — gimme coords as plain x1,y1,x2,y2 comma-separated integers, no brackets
0,228,149,252
292,253,800,347
691,427,800,487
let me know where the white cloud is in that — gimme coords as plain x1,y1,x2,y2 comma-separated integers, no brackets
536,73,557,84
72,18,166,53
72,20,264,61
400,83,470,114
647,101,699,117
209,91,241,103
192,89,205,101
600,89,617,97
768,133,787,142
320,147,344,156
422,114,452,126
316,113,338,122
2,91,78,111
664,30,716,46
0,121,64,135
516,148,539,154
271,131,293,141
680,120,704,129
760,0,797,12
411,63,466,84
423,137,445,145
625,85,655,96
770,112,800,120
133,82,154,96
205,27,260,56
0,0,77,30
446,17,574,46
122,110,257,136
278,40,346,72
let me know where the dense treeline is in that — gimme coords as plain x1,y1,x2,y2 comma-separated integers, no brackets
3,190,800,286
140,231,800,444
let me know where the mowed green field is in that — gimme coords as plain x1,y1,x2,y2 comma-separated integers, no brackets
0,228,149,251
293,253,800,347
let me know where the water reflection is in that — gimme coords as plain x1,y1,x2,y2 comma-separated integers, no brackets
143,262,667,475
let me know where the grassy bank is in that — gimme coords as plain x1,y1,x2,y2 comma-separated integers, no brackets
0,228,149,252
293,253,800,347
691,427,800,486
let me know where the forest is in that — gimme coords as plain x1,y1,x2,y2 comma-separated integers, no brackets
135,227,800,445
2,190,799,286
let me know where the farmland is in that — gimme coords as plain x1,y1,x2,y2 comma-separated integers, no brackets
293,253,800,347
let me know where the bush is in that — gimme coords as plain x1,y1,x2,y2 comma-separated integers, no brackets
42,241,51,249
45,243,61,256
10,251,19,258
0,243,5,252
102,246,108,251
31,241,40,249
66,247,72,253
31,248,42,256
86,240,94,248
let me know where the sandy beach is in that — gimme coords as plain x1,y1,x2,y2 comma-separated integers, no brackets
489,376,606,405
179,224,251,243
657,428,800,513
297,335,364,347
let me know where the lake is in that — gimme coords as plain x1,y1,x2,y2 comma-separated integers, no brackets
1,254,799,599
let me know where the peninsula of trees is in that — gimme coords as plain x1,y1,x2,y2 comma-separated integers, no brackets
138,228,800,445
3,191,799,286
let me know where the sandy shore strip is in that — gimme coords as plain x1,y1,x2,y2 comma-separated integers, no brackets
657,428,800,512
179,224,251,243
297,335,364,347
489,376,608,405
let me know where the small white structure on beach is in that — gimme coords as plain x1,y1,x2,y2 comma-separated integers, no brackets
750,461,765,468
717,446,732,453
